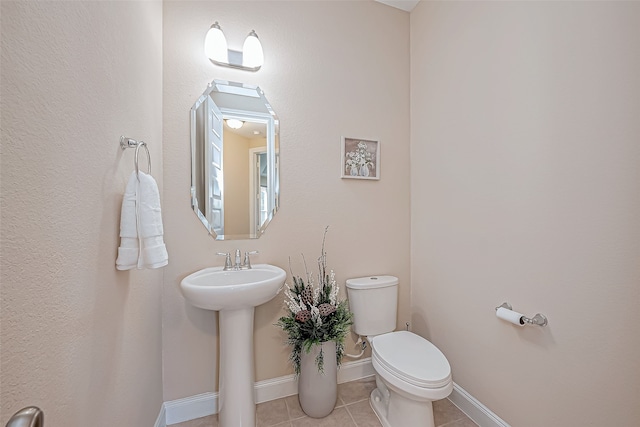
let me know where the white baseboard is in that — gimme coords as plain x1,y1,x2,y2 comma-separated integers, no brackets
449,382,511,427
153,404,165,427
164,392,217,426
255,373,298,403
337,356,376,382
158,359,508,427
162,357,375,426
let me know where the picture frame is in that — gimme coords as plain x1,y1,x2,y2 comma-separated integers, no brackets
340,137,380,180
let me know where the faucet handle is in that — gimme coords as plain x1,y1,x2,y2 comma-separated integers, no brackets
243,251,259,269
216,252,232,270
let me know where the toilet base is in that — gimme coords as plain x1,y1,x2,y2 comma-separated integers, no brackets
369,386,436,427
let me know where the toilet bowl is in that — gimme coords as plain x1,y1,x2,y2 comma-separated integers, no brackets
346,276,453,427
369,331,452,427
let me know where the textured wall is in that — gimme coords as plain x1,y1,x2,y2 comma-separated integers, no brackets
410,2,640,426
0,2,164,425
162,1,410,401
222,131,251,236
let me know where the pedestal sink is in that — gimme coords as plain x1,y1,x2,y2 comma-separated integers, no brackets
180,264,286,427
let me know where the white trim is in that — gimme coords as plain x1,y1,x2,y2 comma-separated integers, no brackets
162,357,376,425
157,361,510,427
153,404,165,427
254,357,376,404
338,356,376,382
164,392,217,426
449,382,511,427
248,146,267,236
255,373,298,403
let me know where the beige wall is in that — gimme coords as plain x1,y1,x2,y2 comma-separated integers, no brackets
6,2,635,425
222,130,251,236
162,1,410,401
0,1,164,426
410,2,640,426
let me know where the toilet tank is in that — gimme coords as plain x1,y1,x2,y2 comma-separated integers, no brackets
346,276,398,336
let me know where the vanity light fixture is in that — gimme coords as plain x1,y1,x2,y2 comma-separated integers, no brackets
226,119,244,129
204,22,228,63
242,30,264,69
204,22,264,71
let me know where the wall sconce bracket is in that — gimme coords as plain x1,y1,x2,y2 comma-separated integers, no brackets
210,49,261,72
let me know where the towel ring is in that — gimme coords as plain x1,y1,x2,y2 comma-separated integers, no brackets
120,136,151,181
135,141,151,180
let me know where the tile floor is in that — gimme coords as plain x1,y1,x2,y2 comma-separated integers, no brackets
172,377,477,427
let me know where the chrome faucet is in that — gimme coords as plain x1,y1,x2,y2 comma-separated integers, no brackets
216,252,233,270
243,251,259,269
217,250,259,270
234,249,242,269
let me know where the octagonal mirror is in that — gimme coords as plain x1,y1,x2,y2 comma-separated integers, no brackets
190,80,279,240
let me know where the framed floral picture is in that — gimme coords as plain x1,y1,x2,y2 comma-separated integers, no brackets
341,137,380,180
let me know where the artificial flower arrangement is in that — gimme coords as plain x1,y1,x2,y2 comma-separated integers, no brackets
276,228,353,374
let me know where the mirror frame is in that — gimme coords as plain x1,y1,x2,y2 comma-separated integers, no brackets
190,80,279,240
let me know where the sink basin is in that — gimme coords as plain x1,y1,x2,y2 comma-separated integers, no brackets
179,263,286,427
180,264,286,311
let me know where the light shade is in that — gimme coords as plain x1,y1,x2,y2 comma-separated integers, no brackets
204,22,228,63
242,30,264,69
226,119,244,129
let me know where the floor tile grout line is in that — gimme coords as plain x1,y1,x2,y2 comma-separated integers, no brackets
283,396,314,422
343,403,360,427
257,398,291,427
174,380,474,427
438,416,465,427
283,397,293,422
438,418,480,427
435,405,468,427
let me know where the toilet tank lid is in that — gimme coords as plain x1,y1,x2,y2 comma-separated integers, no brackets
345,276,398,289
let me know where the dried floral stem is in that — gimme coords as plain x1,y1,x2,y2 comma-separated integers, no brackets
275,226,352,375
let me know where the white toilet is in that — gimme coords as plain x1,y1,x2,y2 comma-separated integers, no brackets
346,276,453,427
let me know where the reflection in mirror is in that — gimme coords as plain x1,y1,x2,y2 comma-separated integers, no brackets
191,80,279,240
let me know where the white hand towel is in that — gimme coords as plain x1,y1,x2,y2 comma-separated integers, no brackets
116,171,169,270
116,172,139,270
137,171,168,269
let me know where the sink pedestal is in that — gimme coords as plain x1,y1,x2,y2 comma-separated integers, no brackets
179,264,287,427
218,307,255,427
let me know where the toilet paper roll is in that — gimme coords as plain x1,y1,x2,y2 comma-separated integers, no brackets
496,307,525,326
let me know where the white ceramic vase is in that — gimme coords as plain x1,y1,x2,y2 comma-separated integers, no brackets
298,341,337,418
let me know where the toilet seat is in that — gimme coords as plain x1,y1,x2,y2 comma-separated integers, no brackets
371,331,452,389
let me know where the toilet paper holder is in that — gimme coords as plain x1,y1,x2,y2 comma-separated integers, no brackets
495,302,548,327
